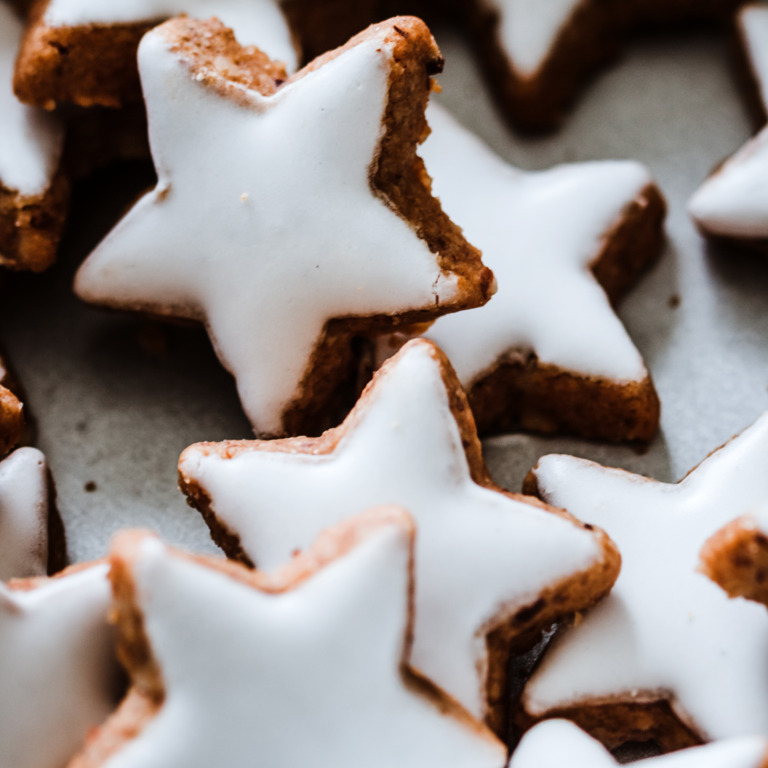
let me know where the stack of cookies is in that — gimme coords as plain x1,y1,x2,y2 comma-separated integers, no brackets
1,1,768,766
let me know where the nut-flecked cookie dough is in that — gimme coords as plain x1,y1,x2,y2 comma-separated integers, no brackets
14,0,299,108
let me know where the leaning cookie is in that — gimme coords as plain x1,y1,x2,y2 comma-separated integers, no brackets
509,720,768,768
1,562,122,768
377,102,664,443
179,339,620,736
689,2,768,250
74,17,494,438
700,506,768,608
0,447,67,578
0,1,66,272
65,510,508,768
458,0,744,130
519,411,768,750
14,0,298,108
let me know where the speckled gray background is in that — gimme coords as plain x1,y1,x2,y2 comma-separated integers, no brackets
0,24,763,576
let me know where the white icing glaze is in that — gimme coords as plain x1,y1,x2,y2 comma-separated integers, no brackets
0,4,63,196
0,448,50,580
75,27,462,436
482,0,585,76
524,410,768,740
407,102,650,385
510,720,768,768
101,527,507,768
178,340,609,720
689,4,768,240
0,563,119,768
43,0,297,72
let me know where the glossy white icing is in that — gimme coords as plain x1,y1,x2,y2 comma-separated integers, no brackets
178,340,609,720
408,102,650,385
0,564,118,768
0,4,63,196
101,526,507,768
43,0,297,71
689,3,768,241
524,411,768,740
510,720,768,768
75,25,463,436
483,0,584,76
0,448,50,580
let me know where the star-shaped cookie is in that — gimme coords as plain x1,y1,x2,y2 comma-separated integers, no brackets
520,411,768,749
378,102,663,443
179,339,620,734
67,511,508,768
689,2,768,249
14,0,297,108
0,447,66,579
74,17,493,438
701,505,768,608
0,1,66,272
509,720,768,768
459,0,744,129
0,563,120,768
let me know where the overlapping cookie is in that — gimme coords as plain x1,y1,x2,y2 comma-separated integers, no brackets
14,0,298,108
689,2,768,250
66,510,508,768
378,102,664,443
509,719,768,768
0,447,66,577
701,505,768,607
74,17,494,438
2,563,121,768
179,339,620,735
520,411,768,749
0,1,66,272
456,0,745,130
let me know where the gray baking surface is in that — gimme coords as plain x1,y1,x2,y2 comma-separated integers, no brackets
0,23,763,752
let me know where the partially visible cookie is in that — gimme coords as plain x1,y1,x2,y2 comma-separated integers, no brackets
0,447,66,578
689,2,768,250
520,411,768,750
377,102,664,443
66,511,508,768
0,353,24,455
179,338,620,736
14,0,299,108
700,507,768,607
1,562,121,768
509,720,768,768
457,0,745,130
74,17,494,438
0,1,66,272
